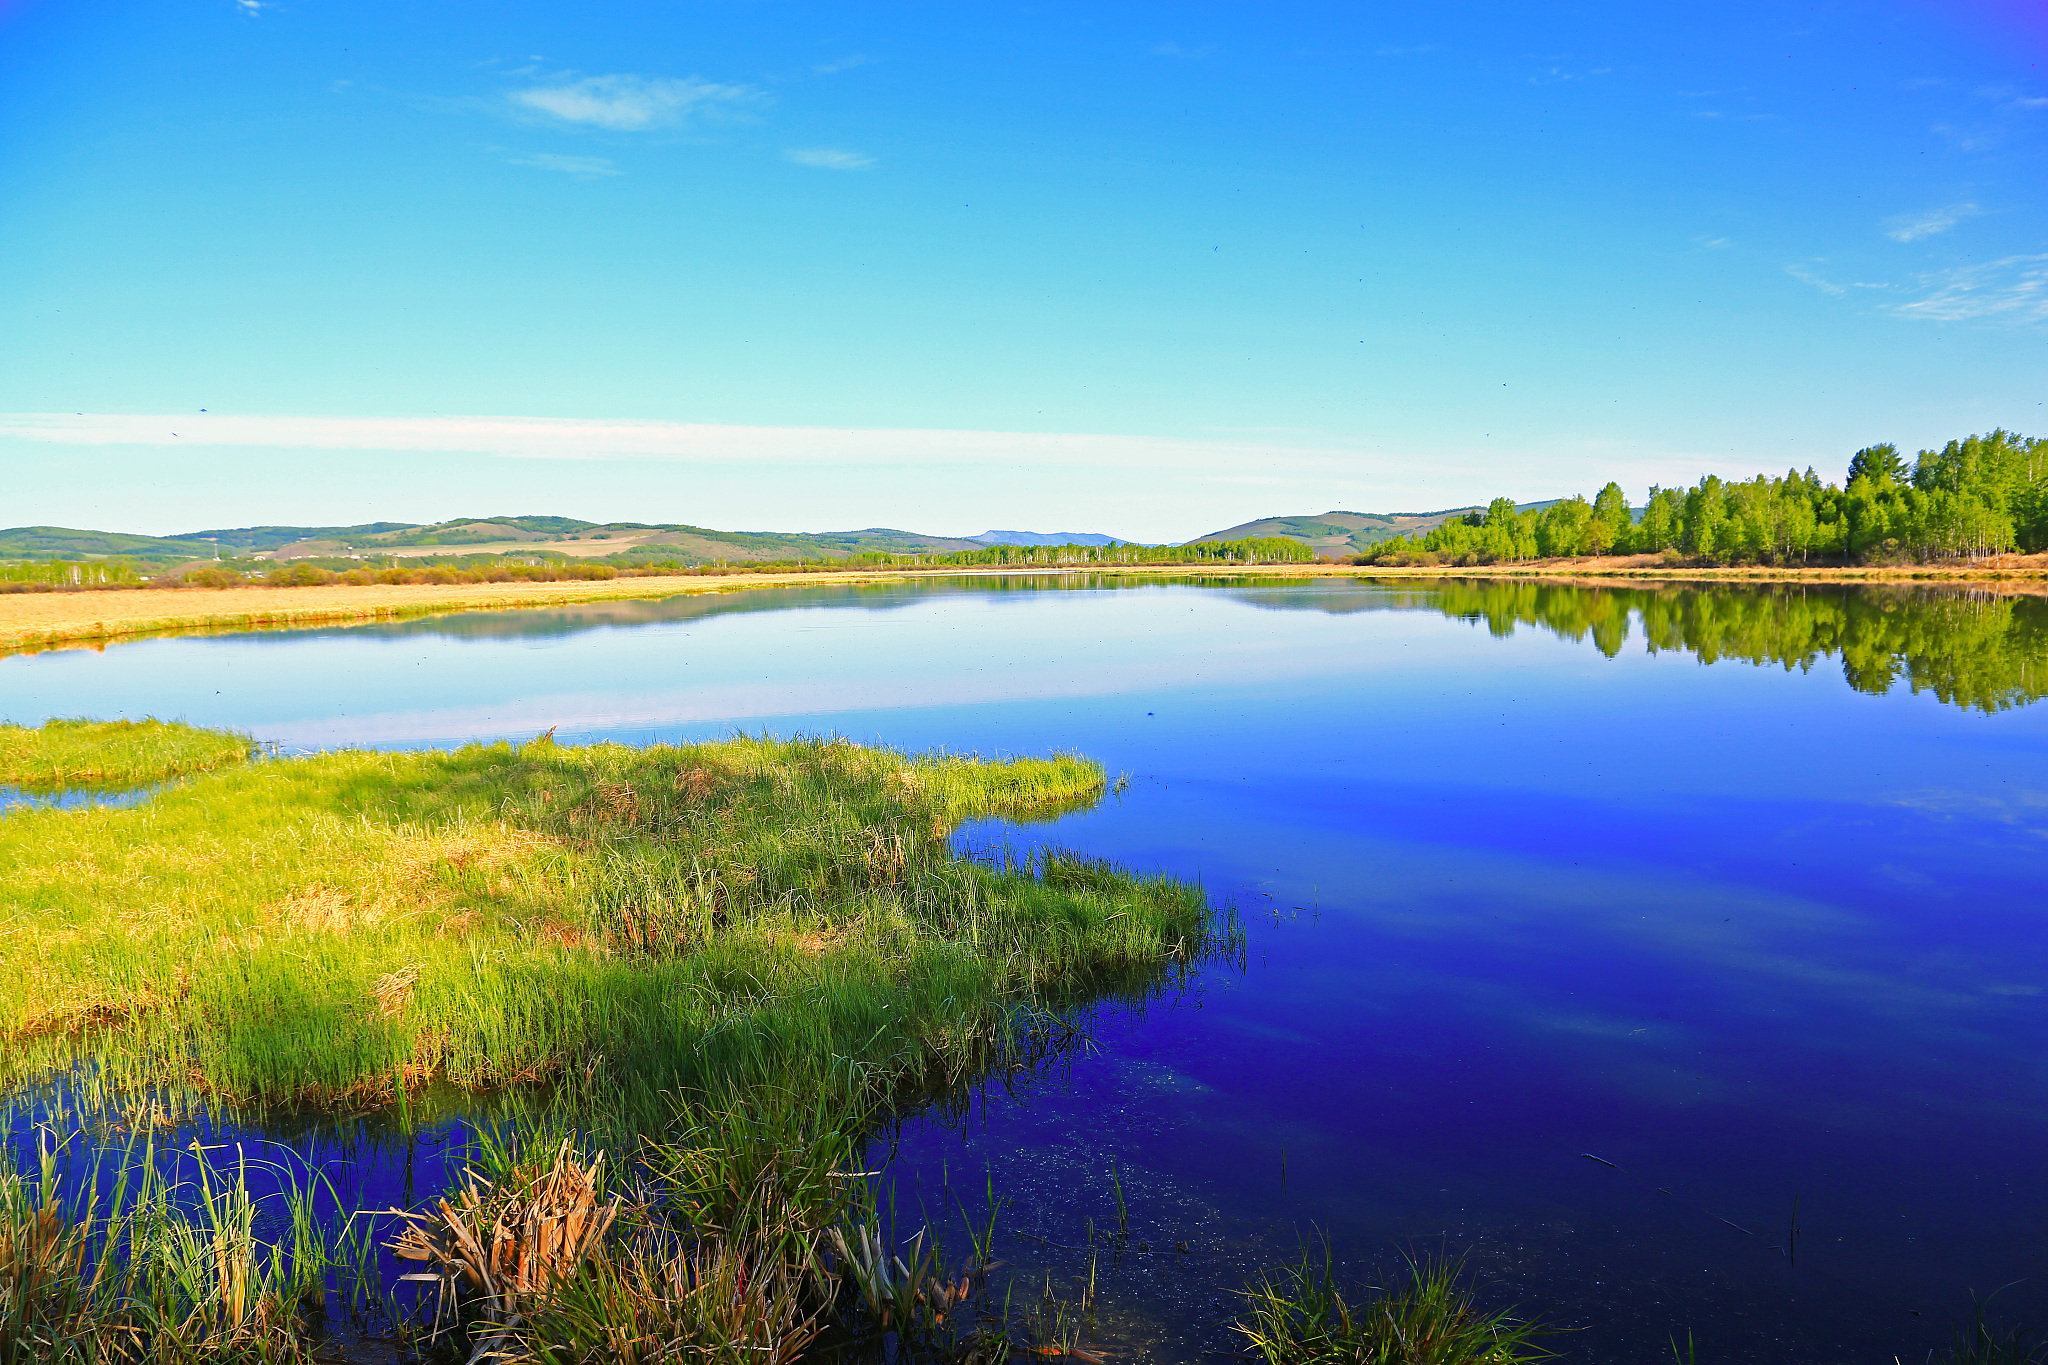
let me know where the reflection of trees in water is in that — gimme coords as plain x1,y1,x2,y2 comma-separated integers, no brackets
242,572,2048,715
1403,580,2048,714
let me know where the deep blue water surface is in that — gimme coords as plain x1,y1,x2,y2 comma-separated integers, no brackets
7,574,2048,1363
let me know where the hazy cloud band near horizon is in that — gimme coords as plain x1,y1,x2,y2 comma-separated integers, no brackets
0,411,1357,472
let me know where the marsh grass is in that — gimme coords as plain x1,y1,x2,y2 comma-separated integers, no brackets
1234,1246,1551,1365
2,730,1216,1131
1930,1296,2048,1365
0,719,254,791
0,1131,345,1364
2,723,1234,1361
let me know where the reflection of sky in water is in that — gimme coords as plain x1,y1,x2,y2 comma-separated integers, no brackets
0,783,160,814
7,576,2048,1361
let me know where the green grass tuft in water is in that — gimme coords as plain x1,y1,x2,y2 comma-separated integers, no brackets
0,718,254,791
1234,1246,1552,1365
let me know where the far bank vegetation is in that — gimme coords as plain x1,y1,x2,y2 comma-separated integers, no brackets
1,536,1313,596
1360,429,2045,569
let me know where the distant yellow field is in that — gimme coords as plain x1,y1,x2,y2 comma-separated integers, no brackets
0,572,846,653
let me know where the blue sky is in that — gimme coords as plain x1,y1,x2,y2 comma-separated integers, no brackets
1,0,2043,541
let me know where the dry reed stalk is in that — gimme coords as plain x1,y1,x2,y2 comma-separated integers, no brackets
390,1138,622,1358
372,965,423,1019
863,830,909,881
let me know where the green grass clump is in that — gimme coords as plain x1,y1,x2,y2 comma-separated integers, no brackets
1235,1248,1550,1365
3,723,1222,1361
2,730,1214,1129
1931,1300,2048,1365
0,718,254,791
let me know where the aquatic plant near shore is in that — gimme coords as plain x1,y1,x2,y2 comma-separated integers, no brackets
1929,1296,2048,1365
0,1134,340,1365
1233,1246,1551,1365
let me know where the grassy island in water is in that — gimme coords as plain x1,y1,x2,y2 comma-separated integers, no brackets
0,721,1354,1364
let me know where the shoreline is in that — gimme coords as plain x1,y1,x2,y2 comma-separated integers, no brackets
7,559,2048,655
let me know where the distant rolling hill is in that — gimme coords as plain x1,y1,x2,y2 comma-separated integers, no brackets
0,516,1133,569
0,525,228,565
1194,503,1564,557
970,530,1126,547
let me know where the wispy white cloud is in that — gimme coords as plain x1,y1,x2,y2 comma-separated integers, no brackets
235,0,267,14
1932,122,1999,152
1149,41,1219,59
509,74,757,131
1885,202,1980,242
1694,235,1733,250
1892,255,2048,324
812,54,873,76
1785,262,1892,296
784,147,875,170
1784,263,1846,296
508,153,621,177
1976,84,2048,112
1530,65,1609,85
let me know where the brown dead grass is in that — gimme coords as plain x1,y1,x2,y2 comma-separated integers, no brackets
258,827,554,937
10,989,158,1044
268,884,369,935
774,927,845,956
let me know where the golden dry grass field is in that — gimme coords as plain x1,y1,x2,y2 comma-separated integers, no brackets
0,571,898,653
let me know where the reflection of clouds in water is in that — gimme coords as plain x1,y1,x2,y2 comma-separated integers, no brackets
252,597,1385,750
260,665,1206,749
1887,785,2048,827
1224,812,2026,1067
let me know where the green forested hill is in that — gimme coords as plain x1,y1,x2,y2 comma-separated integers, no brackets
1,516,996,568
1195,503,1570,556
0,525,218,563
1195,508,1484,556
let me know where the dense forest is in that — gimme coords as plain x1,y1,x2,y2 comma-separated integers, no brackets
1402,579,2048,714
1359,429,2047,567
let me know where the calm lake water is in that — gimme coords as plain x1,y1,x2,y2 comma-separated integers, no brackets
8,573,2048,1363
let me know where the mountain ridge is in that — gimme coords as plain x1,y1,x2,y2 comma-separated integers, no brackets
0,516,1133,569
1194,502,1567,556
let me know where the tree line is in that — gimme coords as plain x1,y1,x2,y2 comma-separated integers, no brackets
837,536,1315,569
1358,429,2046,566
